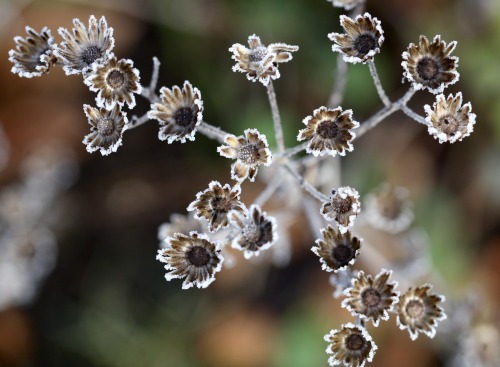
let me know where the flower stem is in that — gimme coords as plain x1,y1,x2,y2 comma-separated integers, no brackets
327,55,348,108
282,162,329,202
198,122,229,143
367,60,391,108
401,105,427,125
253,173,284,207
266,81,286,153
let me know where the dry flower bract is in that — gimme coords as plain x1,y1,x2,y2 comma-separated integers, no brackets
321,186,361,233
327,0,365,11
298,106,359,157
187,181,245,233
329,13,384,64
402,35,459,94
156,231,223,289
229,34,299,86
312,226,362,272
324,323,377,367
84,55,142,109
228,205,278,259
397,284,447,340
148,81,203,143
217,129,272,183
55,15,114,75
342,269,399,327
82,104,127,156
9,26,57,78
424,92,476,144
365,184,414,234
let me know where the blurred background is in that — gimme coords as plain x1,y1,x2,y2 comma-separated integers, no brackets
1,0,499,366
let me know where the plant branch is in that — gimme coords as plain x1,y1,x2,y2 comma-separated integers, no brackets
266,81,286,153
282,162,329,202
327,54,348,108
367,60,391,107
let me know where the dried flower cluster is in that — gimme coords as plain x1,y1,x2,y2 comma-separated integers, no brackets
8,1,479,365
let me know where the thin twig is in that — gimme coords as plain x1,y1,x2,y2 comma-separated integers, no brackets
275,141,308,159
367,60,391,108
327,54,348,108
127,113,150,130
266,81,286,153
282,162,329,202
253,173,284,207
197,122,229,143
303,196,323,239
401,105,427,126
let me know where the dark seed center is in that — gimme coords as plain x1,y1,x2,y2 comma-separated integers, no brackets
249,48,267,62
106,69,126,89
210,196,232,213
378,194,402,220
332,244,353,264
97,117,115,136
187,245,210,267
81,45,101,66
346,333,365,351
354,33,378,56
237,144,260,164
416,57,439,81
362,288,382,308
438,115,460,135
317,120,340,140
406,300,425,318
174,107,196,128
332,197,353,215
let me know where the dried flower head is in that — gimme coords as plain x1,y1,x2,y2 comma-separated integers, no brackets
82,104,127,156
312,226,362,272
397,284,447,340
298,106,359,157
324,323,377,367
365,184,414,234
156,231,223,289
9,26,57,78
228,205,278,259
187,181,245,233
158,212,203,244
402,35,459,94
424,92,476,144
84,55,142,109
328,13,384,64
327,0,365,11
148,81,203,143
217,129,272,182
342,269,399,327
229,34,299,86
55,15,114,75
321,186,361,233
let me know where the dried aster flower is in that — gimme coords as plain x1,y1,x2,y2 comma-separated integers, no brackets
84,55,141,109
228,205,278,259
342,269,399,327
397,284,447,340
156,231,223,289
148,81,203,143
217,129,272,182
327,0,365,11
365,184,414,234
424,92,476,143
328,13,384,64
324,323,377,367
187,181,245,233
321,186,361,233
9,26,57,78
55,15,114,75
298,106,359,157
402,35,459,94
229,34,299,86
82,104,127,156
312,226,362,272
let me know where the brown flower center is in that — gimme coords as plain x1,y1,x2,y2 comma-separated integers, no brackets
362,288,382,308
174,107,196,128
210,196,232,213
438,115,461,136
406,299,425,319
238,144,260,164
106,69,126,89
317,120,340,140
354,33,378,56
332,244,353,264
345,333,365,351
378,194,402,220
97,117,116,136
187,245,210,267
332,196,353,215
81,45,101,66
416,57,439,81
249,48,268,63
